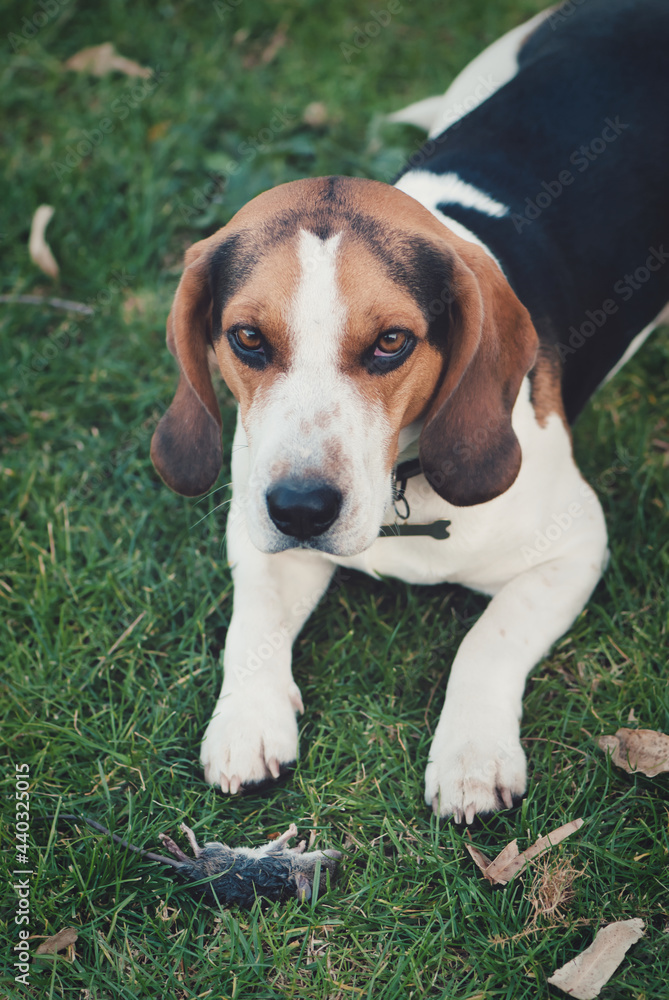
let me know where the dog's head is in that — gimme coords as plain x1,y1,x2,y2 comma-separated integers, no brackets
151,176,538,555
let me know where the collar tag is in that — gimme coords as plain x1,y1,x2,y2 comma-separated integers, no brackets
379,520,451,540
379,457,451,540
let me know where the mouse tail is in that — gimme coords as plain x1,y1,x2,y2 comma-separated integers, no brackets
53,814,182,869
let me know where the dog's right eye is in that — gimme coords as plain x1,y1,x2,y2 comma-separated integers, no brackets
234,327,262,351
228,326,268,367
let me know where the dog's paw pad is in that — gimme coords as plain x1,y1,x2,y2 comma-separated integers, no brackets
425,723,527,821
200,684,301,791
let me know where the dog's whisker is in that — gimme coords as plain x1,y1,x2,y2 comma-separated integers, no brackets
191,499,233,528
192,482,233,506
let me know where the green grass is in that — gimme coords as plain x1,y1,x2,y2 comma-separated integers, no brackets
1,0,668,997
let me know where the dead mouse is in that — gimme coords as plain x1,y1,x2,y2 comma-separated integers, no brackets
55,814,342,907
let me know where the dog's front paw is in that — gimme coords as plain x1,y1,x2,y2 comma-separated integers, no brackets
425,715,527,822
201,681,303,793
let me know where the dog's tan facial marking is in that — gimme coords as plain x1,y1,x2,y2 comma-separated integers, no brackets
269,456,291,481
318,436,348,482
213,242,301,413
335,237,445,470
313,410,334,430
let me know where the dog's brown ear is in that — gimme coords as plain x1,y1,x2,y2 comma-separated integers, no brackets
419,244,538,507
151,235,223,497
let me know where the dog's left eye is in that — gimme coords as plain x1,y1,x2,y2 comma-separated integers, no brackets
234,328,263,351
228,326,268,368
374,330,408,356
366,329,415,373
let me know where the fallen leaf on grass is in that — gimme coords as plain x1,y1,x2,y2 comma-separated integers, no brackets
598,727,669,777
260,25,287,64
465,842,493,871
547,918,644,999
303,101,329,127
466,818,584,885
242,25,287,69
29,205,59,278
35,927,78,957
65,43,151,78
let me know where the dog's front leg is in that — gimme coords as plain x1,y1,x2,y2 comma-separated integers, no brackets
201,523,335,793
426,533,608,822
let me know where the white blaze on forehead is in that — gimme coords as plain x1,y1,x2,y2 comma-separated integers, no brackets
287,230,346,368
244,228,394,555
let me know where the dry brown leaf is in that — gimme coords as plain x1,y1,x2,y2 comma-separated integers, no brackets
598,727,669,777
148,120,170,142
65,43,151,78
547,918,644,999
260,25,287,65
494,818,584,882
467,818,584,885
242,25,287,69
303,101,329,127
485,838,521,882
29,205,59,279
464,842,494,873
35,926,78,956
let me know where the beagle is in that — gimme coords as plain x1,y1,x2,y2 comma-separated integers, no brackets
151,0,669,822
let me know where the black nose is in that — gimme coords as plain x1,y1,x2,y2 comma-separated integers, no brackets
266,480,342,540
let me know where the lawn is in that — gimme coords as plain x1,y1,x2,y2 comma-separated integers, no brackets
1,0,668,997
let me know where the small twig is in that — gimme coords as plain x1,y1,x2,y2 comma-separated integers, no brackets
490,916,593,946
0,294,94,315
608,636,631,665
98,611,146,664
522,737,591,759
424,671,446,736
